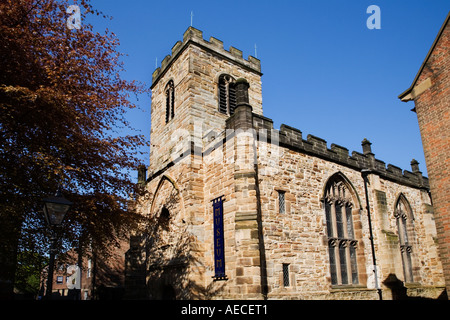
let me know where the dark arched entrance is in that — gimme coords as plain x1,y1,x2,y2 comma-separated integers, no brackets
162,284,176,300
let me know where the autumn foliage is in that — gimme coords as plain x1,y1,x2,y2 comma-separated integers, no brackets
0,0,148,296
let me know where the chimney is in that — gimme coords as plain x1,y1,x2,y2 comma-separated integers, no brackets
410,159,425,187
410,159,421,173
226,78,253,130
235,78,251,108
361,138,373,155
137,165,147,185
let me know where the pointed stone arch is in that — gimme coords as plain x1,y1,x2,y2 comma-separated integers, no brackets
165,79,175,123
393,193,414,221
217,73,237,115
321,171,367,286
146,174,190,299
321,171,362,210
149,174,186,221
393,193,418,283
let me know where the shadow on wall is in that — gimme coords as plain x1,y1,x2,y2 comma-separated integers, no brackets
145,224,227,300
128,179,227,300
383,274,447,300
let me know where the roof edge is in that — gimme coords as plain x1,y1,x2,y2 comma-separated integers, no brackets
398,11,450,101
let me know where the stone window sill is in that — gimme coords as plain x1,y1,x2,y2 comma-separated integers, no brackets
330,284,373,292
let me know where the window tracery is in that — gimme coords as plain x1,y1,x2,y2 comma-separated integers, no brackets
324,176,359,285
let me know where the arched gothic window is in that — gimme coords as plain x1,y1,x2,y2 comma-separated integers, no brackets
165,80,175,123
324,175,359,286
394,195,414,283
218,74,236,116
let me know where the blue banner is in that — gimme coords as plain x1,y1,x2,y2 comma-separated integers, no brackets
212,196,227,280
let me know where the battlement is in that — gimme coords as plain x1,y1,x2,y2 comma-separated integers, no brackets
151,27,262,88
251,114,428,189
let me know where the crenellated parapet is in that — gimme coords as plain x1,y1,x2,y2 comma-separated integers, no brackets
251,114,429,190
198,79,428,190
151,26,261,88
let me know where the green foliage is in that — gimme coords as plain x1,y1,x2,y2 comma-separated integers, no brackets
15,251,48,297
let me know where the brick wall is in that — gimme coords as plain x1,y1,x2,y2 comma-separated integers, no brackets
400,15,450,296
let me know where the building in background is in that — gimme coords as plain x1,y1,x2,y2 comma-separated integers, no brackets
40,242,128,300
399,11,450,298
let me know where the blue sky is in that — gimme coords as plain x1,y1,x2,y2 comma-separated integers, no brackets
86,0,449,177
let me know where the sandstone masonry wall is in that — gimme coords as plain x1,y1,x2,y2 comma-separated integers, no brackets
130,26,446,300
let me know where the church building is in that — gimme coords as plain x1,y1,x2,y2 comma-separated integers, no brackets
125,27,445,300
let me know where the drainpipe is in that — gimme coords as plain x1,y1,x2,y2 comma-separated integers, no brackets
361,169,382,300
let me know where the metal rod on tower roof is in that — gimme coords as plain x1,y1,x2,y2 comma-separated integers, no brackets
191,11,194,27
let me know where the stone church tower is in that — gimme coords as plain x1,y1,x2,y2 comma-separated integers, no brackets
125,27,446,300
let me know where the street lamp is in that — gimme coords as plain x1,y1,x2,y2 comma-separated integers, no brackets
43,190,73,226
42,190,72,299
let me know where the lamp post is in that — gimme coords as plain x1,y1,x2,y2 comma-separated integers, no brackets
42,190,72,299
